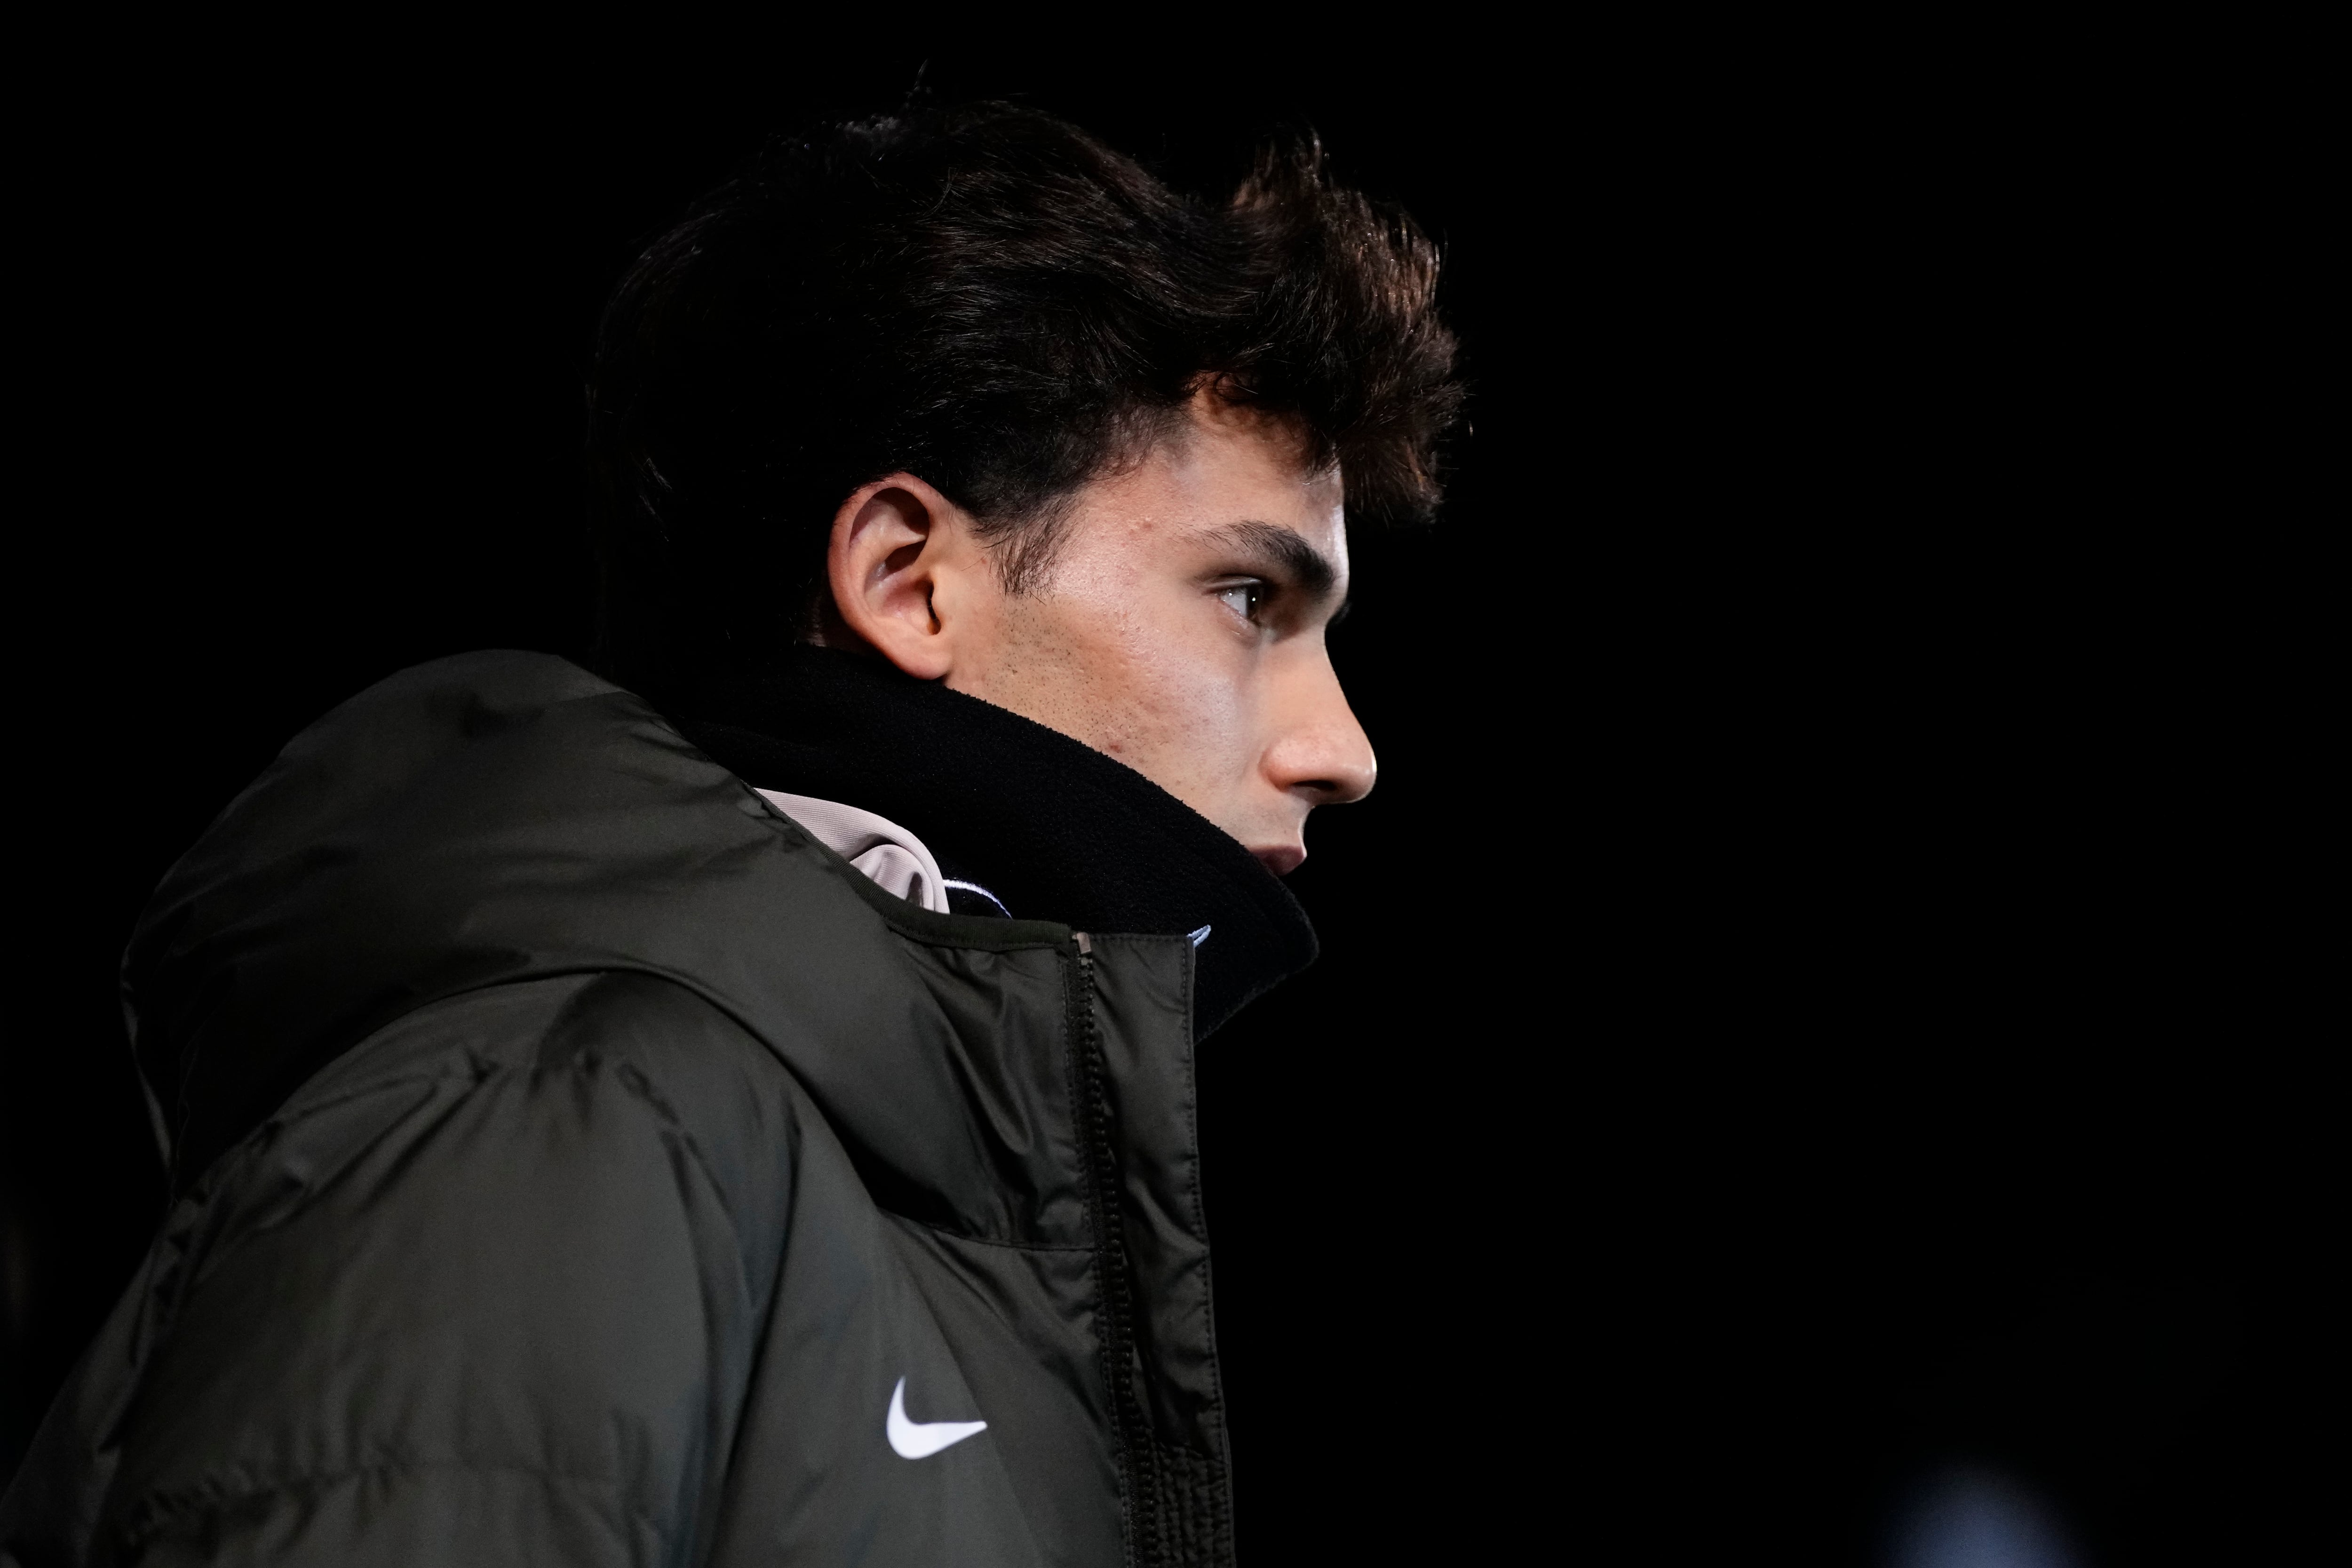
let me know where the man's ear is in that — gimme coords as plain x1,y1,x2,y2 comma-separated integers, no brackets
823,475,968,680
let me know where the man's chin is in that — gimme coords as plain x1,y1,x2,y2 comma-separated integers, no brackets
1250,844,1306,877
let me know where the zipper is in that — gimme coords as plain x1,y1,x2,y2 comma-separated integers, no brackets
1069,931,1161,1567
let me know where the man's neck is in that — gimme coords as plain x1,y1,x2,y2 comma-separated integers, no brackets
667,645,1316,1039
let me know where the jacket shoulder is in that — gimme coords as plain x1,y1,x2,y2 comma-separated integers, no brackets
270,967,808,1261
80,971,816,1565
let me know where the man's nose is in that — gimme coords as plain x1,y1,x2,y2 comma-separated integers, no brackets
1264,649,1377,805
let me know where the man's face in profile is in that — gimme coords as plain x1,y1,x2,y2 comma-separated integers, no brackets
826,391,1377,872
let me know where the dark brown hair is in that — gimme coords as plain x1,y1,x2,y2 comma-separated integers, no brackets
588,102,1460,698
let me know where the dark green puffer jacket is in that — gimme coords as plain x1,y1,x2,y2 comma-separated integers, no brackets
2,652,1248,1567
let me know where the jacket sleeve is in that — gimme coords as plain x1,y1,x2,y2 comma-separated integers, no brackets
66,971,802,1568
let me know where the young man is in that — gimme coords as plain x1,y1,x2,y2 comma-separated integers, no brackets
3,105,1457,1566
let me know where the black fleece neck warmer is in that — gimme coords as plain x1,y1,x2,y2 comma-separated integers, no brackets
670,646,1318,1039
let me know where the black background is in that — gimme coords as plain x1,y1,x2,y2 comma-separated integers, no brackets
4,27,2324,1565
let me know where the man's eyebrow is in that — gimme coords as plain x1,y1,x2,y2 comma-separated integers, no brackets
1205,521,1340,601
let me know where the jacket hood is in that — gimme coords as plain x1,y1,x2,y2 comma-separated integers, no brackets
124,651,1080,1201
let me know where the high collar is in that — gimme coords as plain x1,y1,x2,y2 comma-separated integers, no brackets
668,646,1316,1038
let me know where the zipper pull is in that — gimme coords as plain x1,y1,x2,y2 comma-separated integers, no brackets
1073,931,1093,956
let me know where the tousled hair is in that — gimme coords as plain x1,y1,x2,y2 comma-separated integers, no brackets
588,102,1460,699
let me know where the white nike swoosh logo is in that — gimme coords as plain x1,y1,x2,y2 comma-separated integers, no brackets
887,1376,988,1459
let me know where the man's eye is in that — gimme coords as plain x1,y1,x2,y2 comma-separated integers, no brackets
1217,583,1265,622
